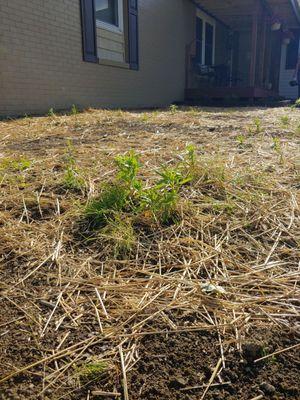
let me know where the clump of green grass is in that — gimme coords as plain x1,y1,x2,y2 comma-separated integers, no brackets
272,137,281,153
48,107,55,117
115,109,125,117
0,156,32,172
236,134,246,146
293,98,300,108
202,195,236,214
0,156,32,188
249,117,263,134
77,361,108,384
169,104,179,113
84,151,141,230
140,113,150,123
62,140,85,191
280,115,289,127
100,215,136,257
272,137,285,165
70,104,79,115
188,107,200,116
196,157,227,186
85,184,129,228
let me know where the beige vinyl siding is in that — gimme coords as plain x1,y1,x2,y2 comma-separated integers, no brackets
97,28,126,63
0,0,196,117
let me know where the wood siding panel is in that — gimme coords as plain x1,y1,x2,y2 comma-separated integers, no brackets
97,28,125,63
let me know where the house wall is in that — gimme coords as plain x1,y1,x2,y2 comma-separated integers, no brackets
0,0,195,117
279,43,299,98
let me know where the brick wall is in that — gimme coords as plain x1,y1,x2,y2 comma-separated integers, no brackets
0,0,195,117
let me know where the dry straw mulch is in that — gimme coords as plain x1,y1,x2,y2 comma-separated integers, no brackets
0,106,299,399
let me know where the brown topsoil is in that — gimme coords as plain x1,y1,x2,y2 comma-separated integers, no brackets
128,327,300,400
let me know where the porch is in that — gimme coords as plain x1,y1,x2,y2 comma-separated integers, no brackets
185,0,299,101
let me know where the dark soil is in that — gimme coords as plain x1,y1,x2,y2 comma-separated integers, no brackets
128,328,300,400
1,324,299,400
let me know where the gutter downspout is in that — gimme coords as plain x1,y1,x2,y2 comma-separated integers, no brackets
290,0,300,23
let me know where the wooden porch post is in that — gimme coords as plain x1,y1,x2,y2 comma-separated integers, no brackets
249,0,260,87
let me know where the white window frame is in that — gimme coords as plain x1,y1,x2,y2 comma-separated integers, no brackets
96,0,124,34
196,9,216,66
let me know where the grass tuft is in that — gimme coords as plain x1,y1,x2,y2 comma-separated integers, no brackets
62,140,85,191
77,361,108,384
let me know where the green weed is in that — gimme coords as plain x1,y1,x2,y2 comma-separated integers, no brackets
140,113,150,123
185,144,197,172
188,107,200,116
62,140,85,191
84,151,141,230
157,165,191,190
85,184,129,228
71,104,79,115
48,108,55,117
293,98,300,108
236,134,246,146
0,157,32,172
280,115,289,127
272,137,282,153
169,104,179,113
84,146,196,229
115,109,125,117
249,117,263,134
140,186,180,224
115,151,142,192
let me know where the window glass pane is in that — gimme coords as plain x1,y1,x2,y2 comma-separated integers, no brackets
205,22,214,66
195,17,203,64
285,30,300,70
95,0,118,26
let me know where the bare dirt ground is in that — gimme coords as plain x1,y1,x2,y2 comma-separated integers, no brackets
0,106,299,400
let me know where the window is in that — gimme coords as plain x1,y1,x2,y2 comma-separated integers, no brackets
195,11,215,66
205,23,214,66
95,0,123,31
80,0,139,68
285,30,300,70
195,17,203,63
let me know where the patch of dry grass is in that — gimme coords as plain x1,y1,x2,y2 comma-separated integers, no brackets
0,106,299,399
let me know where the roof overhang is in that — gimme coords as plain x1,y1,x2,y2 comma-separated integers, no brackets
192,0,300,30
